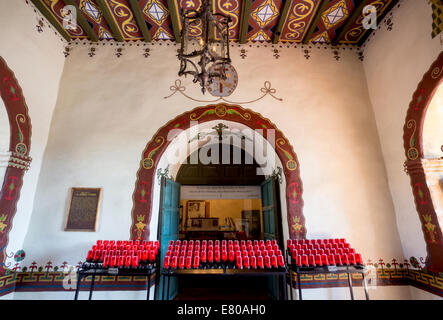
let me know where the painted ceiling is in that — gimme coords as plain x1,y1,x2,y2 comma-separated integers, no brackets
31,0,399,45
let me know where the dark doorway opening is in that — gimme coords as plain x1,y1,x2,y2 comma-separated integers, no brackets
158,143,284,300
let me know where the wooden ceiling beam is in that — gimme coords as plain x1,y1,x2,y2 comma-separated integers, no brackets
332,0,369,45
96,0,124,42
239,0,253,44
272,0,292,44
357,0,400,46
166,0,181,43
128,0,152,42
30,0,72,42
302,0,329,44
63,0,98,42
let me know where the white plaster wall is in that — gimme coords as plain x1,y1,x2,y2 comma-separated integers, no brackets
22,37,404,275
423,82,443,159
362,0,443,260
0,0,66,269
0,98,10,184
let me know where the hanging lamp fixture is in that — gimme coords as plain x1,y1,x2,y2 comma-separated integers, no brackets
177,0,236,95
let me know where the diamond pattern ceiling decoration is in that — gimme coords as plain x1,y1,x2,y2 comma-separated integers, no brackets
309,0,354,44
247,0,283,42
139,0,174,40
31,0,399,45
76,0,114,40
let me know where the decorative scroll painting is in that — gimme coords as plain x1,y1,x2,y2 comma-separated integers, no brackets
338,0,394,44
139,0,175,40
102,0,145,40
75,0,114,40
214,0,242,41
64,188,102,231
403,51,443,274
0,57,32,274
130,103,305,241
40,0,89,38
247,0,283,42
279,0,321,42
309,0,355,44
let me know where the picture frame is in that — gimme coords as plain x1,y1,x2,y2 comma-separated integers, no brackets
64,187,102,231
185,200,206,229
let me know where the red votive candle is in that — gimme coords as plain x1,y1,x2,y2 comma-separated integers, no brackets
236,256,243,269
171,256,178,269
251,256,257,269
185,256,192,269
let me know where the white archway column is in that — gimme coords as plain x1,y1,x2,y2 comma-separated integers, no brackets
423,158,443,234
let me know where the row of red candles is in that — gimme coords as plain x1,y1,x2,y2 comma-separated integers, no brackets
287,239,363,267
287,239,347,245
86,240,160,268
164,240,285,269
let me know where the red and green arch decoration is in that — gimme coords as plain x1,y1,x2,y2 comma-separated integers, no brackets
0,57,32,274
130,103,305,240
403,51,443,274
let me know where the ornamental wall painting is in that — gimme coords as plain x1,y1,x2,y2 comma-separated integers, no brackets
130,103,305,241
0,57,32,274
403,51,443,274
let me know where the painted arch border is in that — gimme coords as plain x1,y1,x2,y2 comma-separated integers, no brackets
0,56,32,273
130,103,306,241
403,51,443,274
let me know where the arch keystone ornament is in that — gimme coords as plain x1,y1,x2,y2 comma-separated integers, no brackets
0,57,32,274
130,103,305,240
403,51,443,274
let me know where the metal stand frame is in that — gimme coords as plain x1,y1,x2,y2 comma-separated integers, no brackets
161,268,288,300
286,251,370,300
74,262,159,300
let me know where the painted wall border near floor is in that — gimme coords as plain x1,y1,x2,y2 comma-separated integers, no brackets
130,103,305,241
403,51,443,274
0,267,441,299
0,57,32,274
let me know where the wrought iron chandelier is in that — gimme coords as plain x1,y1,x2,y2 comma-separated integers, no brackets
177,0,232,94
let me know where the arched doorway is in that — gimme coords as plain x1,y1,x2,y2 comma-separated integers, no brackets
0,57,32,272
129,103,305,242
403,51,443,273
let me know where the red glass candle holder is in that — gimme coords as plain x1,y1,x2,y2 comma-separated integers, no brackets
315,254,323,266
264,256,271,268
257,256,264,269
341,254,349,266
308,254,316,267
164,256,170,269
179,256,185,269
208,250,214,263
171,256,178,269
110,256,117,268
125,256,131,268
132,256,139,268
236,256,243,269
215,251,220,263
271,255,278,268
186,257,192,269
193,256,200,269
251,256,257,269
277,255,285,268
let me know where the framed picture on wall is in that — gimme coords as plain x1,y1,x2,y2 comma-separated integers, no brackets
185,200,206,229
64,188,102,231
